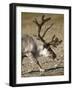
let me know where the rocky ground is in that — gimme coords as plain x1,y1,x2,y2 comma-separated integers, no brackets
21,42,64,77
21,13,64,77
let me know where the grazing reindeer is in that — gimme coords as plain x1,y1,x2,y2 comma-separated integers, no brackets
22,15,62,72
22,34,45,72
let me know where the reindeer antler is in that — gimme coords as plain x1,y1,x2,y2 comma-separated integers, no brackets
33,15,62,47
33,15,53,44
48,35,62,48
33,15,62,59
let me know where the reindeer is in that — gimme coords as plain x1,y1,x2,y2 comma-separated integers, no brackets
22,15,62,72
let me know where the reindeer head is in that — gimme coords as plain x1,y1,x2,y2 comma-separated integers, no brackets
33,15,62,59
37,45,49,57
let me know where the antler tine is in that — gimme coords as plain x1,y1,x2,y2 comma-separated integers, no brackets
42,23,54,38
47,35,62,47
33,18,40,26
41,16,51,26
42,15,45,21
33,15,51,27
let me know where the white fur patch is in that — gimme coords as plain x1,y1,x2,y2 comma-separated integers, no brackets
39,48,49,57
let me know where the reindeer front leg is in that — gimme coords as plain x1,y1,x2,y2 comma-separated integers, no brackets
26,52,45,72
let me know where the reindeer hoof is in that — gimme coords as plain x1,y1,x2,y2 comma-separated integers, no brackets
39,69,45,72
